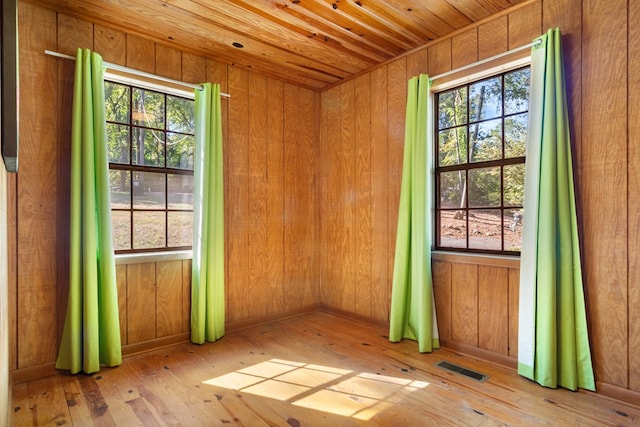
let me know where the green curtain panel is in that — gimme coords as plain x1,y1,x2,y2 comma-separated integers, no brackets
56,48,122,374
191,83,225,344
518,29,595,391
389,74,440,353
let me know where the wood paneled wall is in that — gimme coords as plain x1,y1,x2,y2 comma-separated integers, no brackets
9,2,319,379
318,0,640,404
1,165,10,427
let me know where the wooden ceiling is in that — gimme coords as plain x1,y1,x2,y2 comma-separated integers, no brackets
29,0,529,90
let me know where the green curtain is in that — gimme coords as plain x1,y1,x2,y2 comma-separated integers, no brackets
56,48,122,374
389,74,439,353
518,29,595,391
191,83,225,344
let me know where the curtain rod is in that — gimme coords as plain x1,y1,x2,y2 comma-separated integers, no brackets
44,49,231,98
429,38,542,82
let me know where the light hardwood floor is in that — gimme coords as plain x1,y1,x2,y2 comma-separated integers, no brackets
11,311,640,426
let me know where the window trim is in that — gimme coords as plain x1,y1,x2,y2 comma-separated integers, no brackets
106,78,196,254
430,57,531,256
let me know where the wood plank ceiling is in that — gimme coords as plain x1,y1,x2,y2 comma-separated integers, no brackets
28,0,529,90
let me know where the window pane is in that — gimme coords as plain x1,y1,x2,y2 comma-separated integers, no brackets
107,123,130,164
168,174,193,209
470,77,502,122
438,127,467,166
439,210,466,248
470,119,502,162
504,209,523,251
167,95,195,133
505,113,528,158
112,211,131,251
505,68,530,115
133,211,166,249
504,164,525,207
438,86,467,129
469,209,501,250
110,170,130,209
468,167,500,208
168,212,193,247
132,88,165,129
167,133,195,169
132,128,165,167
133,172,165,209
439,171,466,208
105,82,130,124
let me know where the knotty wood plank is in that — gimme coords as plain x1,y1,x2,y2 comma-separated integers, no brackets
266,77,286,315
369,65,389,324
126,263,157,343
581,0,628,388
338,79,356,314
126,34,154,73
93,24,126,65
508,268,520,358
248,72,269,318
452,28,479,69
432,260,452,341
428,39,452,77
17,2,59,369
451,262,478,346
478,266,509,355
26,375,71,426
354,74,372,318
12,312,640,425
156,261,184,338
155,44,181,80
226,66,250,322
507,1,542,49
478,15,508,60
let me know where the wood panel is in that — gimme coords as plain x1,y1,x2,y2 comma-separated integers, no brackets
428,39,452,77
452,28,478,69
451,263,478,346
354,74,372,318
508,268,519,358
115,265,128,345
406,48,428,79
17,3,59,369
156,261,184,338
155,44,181,80
126,263,157,344
93,25,126,65
181,260,191,333
628,0,640,393
478,15,508,60
338,80,355,313
226,66,250,322
369,65,390,323
266,78,285,315
432,260,452,341
125,34,155,73
508,1,542,48
581,0,628,388
1,163,9,426
386,58,407,298
248,72,269,318
478,266,509,355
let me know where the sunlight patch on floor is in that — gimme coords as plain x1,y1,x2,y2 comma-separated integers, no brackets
203,359,429,421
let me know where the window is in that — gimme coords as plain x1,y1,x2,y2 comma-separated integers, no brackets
435,66,530,254
105,81,195,253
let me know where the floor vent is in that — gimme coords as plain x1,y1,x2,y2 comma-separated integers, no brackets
436,361,488,382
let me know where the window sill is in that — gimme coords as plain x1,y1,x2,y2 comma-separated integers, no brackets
115,250,192,265
431,250,520,269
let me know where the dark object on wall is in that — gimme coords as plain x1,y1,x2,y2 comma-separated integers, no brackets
1,0,19,173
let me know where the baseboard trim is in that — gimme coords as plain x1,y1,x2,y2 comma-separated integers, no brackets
595,381,640,409
438,339,518,370
10,362,57,385
225,304,323,333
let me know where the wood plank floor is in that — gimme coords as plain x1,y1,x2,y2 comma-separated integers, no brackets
11,311,640,426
